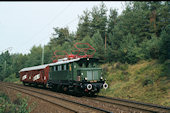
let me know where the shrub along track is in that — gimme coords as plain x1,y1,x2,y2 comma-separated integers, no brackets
0,82,111,113
2,82,170,113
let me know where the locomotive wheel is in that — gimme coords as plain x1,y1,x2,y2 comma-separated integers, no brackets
63,86,68,92
29,83,32,86
90,92,96,97
73,87,83,97
57,85,62,92
86,92,95,97
51,85,57,92
43,84,46,89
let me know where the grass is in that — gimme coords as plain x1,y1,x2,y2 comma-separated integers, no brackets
99,60,170,107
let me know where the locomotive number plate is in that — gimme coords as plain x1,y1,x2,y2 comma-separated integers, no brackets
90,80,97,83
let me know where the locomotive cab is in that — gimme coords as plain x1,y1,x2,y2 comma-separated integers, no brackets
73,58,108,95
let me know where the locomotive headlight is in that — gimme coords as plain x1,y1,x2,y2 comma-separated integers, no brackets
84,77,87,80
103,82,108,89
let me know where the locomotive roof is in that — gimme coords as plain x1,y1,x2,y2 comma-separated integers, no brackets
48,58,80,66
19,58,81,72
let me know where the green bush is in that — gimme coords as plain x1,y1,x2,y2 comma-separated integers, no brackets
142,77,154,86
119,63,129,71
160,60,170,78
0,92,31,113
3,73,19,83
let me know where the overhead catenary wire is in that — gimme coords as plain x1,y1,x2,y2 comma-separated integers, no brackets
31,18,78,52
21,2,72,51
29,12,79,49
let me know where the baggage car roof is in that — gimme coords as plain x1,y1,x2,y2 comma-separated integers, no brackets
19,64,49,72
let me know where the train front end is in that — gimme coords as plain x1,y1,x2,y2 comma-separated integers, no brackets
74,58,108,96
78,68,108,95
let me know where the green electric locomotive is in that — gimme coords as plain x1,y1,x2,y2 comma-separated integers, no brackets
48,57,108,96
19,43,108,96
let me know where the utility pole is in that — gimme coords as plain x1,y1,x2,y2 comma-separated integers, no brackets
105,32,107,50
104,31,107,62
41,45,44,65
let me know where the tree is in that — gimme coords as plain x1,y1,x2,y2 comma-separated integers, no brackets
159,24,170,61
92,31,105,61
0,51,12,80
49,27,70,47
107,8,118,34
90,2,108,39
76,10,91,41
118,33,143,64
25,45,43,67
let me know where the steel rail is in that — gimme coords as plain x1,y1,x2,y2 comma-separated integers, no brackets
6,85,77,113
3,83,112,113
96,95,170,112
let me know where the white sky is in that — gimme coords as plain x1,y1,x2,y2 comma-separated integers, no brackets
0,1,125,54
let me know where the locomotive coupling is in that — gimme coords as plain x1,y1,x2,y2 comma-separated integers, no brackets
103,82,108,89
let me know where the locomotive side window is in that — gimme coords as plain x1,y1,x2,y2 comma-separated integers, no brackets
85,62,89,67
53,66,57,71
64,64,66,70
50,67,53,71
57,65,60,71
58,65,62,71
78,62,83,67
60,65,62,71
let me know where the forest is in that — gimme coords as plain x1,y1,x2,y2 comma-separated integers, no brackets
0,1,169,82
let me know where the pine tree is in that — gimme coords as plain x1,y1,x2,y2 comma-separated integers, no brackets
76,10,91,41
92,31,105,61
90,2,108,40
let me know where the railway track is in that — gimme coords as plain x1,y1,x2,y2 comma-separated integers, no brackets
91,96,170,113
1,82,170,113
1,82,111,113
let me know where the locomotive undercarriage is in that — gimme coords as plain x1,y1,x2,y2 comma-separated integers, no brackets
22,77,108,96
46,80,107,96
